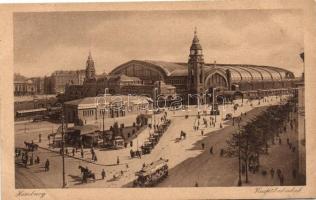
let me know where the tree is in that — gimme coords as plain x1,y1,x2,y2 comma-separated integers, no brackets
226,123,265,183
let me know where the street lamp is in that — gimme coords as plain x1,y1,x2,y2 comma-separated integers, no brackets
237,128,242,186
61,115,66,188
153,87,158,131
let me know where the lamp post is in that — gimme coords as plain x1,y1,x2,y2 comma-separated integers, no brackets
212,87,217,123
237,128,242,186
153,87,158,131
237,126,242,186
61,115,66,188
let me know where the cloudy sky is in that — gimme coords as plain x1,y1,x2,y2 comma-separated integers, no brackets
14,10,304,77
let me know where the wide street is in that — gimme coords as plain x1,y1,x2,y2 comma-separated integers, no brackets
15,95,299,188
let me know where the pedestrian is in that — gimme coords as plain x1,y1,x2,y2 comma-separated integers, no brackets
289,143,292,149
117,156,120,165
220,149,224,157
126,164,129,169
65,148,68,155
201,143,205,150
94,155,98,162
220,123,223,128
30,155,34,165
45,159,50,172
81,150,84,158
101,169,106,179
270,168,275,178
201,130,204,136
130,141,133,147
277,169,281,178
280,174,284,186
195,182,199,187
72,148,75,156
36,156,40,164
39,133,42,143
209,146,213,154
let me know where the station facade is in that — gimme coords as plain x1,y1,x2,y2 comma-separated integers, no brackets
64,29,299,104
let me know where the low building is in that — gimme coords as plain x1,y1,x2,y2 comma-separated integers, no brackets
64,95,152,125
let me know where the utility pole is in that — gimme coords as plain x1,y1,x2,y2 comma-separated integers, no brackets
238,128,242,186
61,115,66,188
102,110,105,146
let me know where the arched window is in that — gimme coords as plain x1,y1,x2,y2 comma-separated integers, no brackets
206,73,227,88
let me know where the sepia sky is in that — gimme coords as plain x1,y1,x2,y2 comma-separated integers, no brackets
14,10,304,77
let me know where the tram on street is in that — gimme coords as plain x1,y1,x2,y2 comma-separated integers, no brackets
133,158,169,187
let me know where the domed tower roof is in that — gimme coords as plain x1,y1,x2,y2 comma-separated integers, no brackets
190,27,202,50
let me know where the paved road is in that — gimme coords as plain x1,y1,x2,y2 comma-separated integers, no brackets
15,96,294,188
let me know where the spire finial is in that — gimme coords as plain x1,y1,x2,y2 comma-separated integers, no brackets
194,27,197,35
88,50,92,60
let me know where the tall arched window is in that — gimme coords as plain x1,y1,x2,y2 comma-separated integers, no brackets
206,73,227,88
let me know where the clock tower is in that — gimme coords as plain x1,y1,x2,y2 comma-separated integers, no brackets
188,28,205,95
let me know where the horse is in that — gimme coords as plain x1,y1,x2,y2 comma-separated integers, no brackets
24,142,38,151
78,165,95,183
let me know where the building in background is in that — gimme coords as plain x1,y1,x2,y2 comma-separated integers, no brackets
14,79,37,96
50,69,85,94
110,29,298,101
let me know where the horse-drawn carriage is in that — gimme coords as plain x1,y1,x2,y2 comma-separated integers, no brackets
24,141,39,151
78,165,96,183
130,149,142,158
141,141,154,155
133,158,169,187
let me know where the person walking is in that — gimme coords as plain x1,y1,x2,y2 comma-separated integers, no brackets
36,156,40,164
117,156,120,165
39,133,42,143
45,159,50,172
201,130,204,136
201,143,205,150
277,169,282,178
270,168,275,178
30,155,34,165
81,150,84,158
101,169,106,180
209,146,213,154
280,174,284,186
72,148,75,157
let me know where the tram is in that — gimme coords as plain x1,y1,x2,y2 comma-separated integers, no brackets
133,158,169,187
